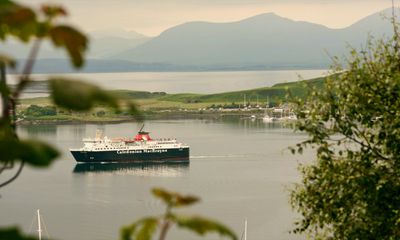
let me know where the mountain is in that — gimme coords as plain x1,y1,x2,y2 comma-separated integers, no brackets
2,9,397,73
87,29,150,58
89,28,148,39
0,28,151,60
111,9,396,69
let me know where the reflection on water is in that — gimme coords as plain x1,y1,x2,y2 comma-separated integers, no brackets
73,162,190,177
20,124,57,136
217,115,296,130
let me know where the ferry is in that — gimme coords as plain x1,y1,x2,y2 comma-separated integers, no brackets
70,126,190,163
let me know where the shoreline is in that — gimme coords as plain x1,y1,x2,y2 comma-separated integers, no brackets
17,111,261,125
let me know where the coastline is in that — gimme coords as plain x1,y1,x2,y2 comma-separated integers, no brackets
16,111,261,125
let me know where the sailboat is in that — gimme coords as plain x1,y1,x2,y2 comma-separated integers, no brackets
30,209,49,240
240,218,248,240
37,209,42,240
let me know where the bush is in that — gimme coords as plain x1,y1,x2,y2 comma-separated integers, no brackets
25,105,57,117
96,110,106,117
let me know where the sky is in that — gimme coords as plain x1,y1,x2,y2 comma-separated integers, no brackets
18,0,395,36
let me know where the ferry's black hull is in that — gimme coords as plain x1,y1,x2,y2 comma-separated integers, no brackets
70,148,189,163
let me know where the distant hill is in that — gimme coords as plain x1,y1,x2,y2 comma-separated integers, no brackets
88,29,151,59
157,76,326,105
0,28,151,60
2,9,398,73
21,75,326,106
112,9,396,70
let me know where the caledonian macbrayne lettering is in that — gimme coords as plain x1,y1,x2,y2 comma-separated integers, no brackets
116,149,168,154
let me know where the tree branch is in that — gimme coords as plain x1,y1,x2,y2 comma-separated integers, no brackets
0,161,14,174
0,160,24,188
0,62,9,120
12,38,42,100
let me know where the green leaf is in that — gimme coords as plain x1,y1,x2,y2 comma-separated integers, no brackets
152,188,200,208
41,4,67,19
0,227,37,240
152,188,174,205
0,54,17,69
0,1,37,41
49,25,88,68
127,101,144,122
49,78,118,111
171,214,238,240
120,223,137,240
19,139,59,167
135,218,158,240
0,134,19,162
0,130,59,167
175,195,200,207
120,217,158,240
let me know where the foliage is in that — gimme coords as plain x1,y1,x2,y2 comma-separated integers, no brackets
290,34,400,239
121,188,237,240
49,78,118,111
0,227,38,240
1,3,234,240
0,0,140,238
25,104,56,116
0,0,141,176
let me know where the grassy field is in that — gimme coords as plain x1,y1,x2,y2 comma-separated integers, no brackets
18,75,326,122
138,76,325,106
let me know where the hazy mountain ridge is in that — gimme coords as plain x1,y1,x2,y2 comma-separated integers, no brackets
0,28,151,60
2,9,398,73
112,9,396,69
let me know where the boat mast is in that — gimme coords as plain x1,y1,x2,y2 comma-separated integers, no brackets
139,124,145,132
244,218,247,240
37,209,42,240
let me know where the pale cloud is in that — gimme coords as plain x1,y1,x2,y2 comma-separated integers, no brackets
17,0,394,36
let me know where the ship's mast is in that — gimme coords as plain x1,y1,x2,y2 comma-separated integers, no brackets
244,218,247,240
37,209,42,240
139,124,145,132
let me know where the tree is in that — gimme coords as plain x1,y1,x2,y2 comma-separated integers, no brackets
0,1,138,238
1,2,236,240
25,105,57,116
289,31,400,238
0,0,140,189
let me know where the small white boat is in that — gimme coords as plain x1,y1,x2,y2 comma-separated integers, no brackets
287,112,297,120
262,114,276,123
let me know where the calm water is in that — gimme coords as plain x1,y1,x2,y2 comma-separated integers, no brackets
10,70,327,95
0,118,313,240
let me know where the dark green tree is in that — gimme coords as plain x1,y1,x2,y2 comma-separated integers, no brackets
25,105,56,117
290,30,400,239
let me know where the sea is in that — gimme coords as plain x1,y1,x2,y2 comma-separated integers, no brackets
7,69,327,97
0,70,322,240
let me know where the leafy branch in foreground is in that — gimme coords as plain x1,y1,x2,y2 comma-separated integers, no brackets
289,33,400,239
0,0,142,190
0,1,142,238
0,227,38,240
121,188,238,240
